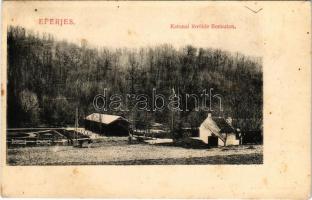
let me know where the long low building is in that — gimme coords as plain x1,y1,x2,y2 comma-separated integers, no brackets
85,113,130,136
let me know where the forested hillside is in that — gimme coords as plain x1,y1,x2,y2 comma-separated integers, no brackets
7,26,262,131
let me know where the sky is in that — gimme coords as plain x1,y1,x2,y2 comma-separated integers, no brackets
4,1,263,57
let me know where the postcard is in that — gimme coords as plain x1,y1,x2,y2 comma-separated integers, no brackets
1,1,311,198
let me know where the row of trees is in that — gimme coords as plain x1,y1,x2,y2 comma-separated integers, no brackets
7,26,262,131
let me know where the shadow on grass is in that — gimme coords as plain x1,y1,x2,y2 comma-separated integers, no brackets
154,138,209,149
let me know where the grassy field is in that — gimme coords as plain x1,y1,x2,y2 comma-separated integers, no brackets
7,137,263,165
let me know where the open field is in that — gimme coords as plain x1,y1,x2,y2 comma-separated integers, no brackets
7,137,263,165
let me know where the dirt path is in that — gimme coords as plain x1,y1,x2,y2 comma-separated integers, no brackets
7,143,263,165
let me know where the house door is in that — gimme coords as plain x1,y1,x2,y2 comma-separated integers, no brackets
208,136,218,147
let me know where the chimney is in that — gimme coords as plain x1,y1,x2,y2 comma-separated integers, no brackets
207,112,212,118
226,117,233,125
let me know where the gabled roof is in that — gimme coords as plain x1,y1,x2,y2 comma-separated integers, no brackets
85,113,128,125
151,123,164,127
212,118,235,133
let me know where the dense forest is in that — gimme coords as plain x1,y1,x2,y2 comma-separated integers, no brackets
7,26,262,132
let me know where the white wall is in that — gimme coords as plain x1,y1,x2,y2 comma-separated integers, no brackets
199,126,240,146
198,126,211,144
199,126,224,146
225,134,240,145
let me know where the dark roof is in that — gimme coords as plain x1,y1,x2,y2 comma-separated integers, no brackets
212,117,235,133
201,116,235,134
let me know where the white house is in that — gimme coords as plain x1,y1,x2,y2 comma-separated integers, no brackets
198,113,240,146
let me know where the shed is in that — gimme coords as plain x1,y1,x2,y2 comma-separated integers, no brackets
198,113,240,146
85,113,130,136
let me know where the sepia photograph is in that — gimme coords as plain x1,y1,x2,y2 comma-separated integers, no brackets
6,24,263,165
